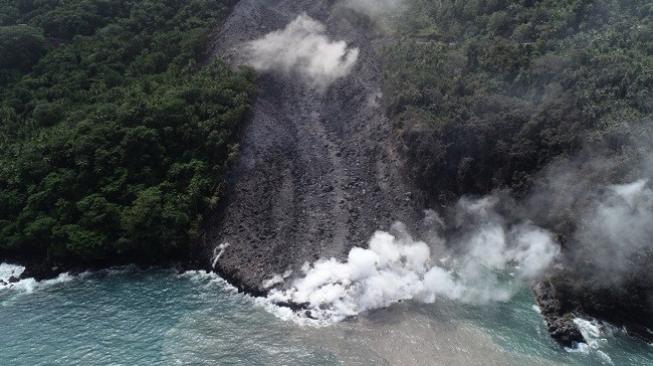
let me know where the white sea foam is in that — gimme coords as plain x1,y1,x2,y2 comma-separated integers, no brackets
253,297,323,326
0,263,75,294
0,263,26,290
574,318,603,340
532,304,542,314
176,268,322,325
0,263,25,280
567,318,614,365
178,269,239,293
179,269,220,281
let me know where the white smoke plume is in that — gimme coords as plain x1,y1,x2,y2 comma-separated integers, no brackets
266,197,560,323
243,14,359,89
572,179,653,283
520,137,653,286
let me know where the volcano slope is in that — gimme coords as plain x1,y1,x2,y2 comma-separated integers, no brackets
379,0,653,346
204,0,423,294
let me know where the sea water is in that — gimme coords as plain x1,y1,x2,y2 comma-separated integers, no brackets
1,264,652,366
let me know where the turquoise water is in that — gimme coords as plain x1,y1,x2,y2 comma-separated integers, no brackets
1,266,652,365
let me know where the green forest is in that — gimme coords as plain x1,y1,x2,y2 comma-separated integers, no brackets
384,0,652,202
2,0,652,271
0,0,254,267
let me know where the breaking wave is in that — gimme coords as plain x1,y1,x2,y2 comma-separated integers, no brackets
0,263,75,294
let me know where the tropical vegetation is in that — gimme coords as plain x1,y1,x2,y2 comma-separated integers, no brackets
0,0,254,267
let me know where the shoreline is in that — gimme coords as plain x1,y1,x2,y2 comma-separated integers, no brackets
4,255,653,350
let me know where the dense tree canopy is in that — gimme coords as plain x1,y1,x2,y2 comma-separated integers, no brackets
384,0,653,202
0,25,46,71
0,0,254,266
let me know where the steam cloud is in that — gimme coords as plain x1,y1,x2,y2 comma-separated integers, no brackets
265,177,653,323
572,179,653,284
267,197,560,322
244,14,359,89
263,141,653,322
523,139,653,287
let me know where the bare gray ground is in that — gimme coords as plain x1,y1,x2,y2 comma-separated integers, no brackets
203,0,424,293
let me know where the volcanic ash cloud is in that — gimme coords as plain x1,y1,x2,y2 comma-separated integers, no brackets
243,14,359,89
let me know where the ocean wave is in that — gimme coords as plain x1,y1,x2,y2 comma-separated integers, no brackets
0,263,75,294
531,304,542,314
176,269,243,295
174,269,327,326
0,263,26,291
566,317,615,365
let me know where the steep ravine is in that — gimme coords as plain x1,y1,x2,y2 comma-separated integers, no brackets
204,0,423,294
202,0,652,349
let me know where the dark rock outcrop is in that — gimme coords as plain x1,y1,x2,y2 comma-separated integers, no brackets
533,281,585,348
551,274,653,345
535,275,653,347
